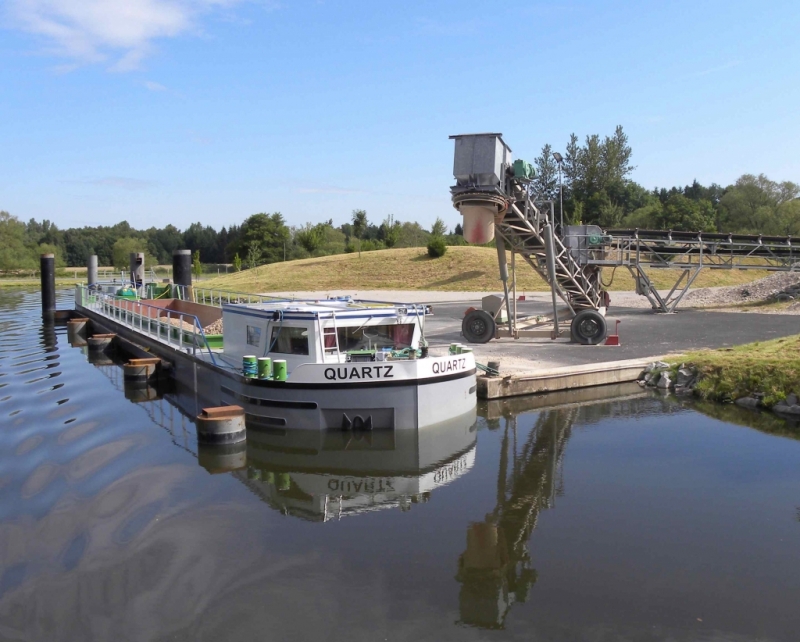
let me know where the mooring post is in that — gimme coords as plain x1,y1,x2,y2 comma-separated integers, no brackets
87,254,98,288
196,406,246,445
40,253,56,319
172,249,192,299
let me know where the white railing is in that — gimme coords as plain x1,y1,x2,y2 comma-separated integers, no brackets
75,285,217,364
174,284,288,307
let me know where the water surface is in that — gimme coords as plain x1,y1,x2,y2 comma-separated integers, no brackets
1,290,799,641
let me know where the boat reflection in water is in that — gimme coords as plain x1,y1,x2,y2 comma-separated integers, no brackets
235,411,477,521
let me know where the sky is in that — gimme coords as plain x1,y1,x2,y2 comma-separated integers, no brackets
1,0,799,232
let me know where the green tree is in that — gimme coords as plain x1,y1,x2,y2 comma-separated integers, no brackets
430,217,448,237
246,242,261,269
427,237,447,258
655,195,716,231
379,214,401,248
111,237,149,270
235,213,291,264
769,199,800,236
0,211,36,270
192,250,202,277
232,253,242,271
351,210,368,239
351,209,368,256
295,223,328,254
396,222,430,247
559,126,634,224
719,174,800,233
533,143,559,202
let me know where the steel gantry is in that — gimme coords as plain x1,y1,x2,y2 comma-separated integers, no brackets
449,133,800,343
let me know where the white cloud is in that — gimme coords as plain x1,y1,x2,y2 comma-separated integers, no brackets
144,80,167,91
5,0,254,70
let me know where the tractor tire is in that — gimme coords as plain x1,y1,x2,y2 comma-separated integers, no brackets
462,309,496,344
570,310,607,345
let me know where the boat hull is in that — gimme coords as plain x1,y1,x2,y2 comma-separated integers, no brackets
77,303,477,430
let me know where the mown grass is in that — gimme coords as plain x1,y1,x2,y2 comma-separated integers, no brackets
0,278,83,288
201,246,771,293
678,335,800,406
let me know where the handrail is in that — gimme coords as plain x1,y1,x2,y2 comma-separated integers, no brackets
174,283,433,312
174,284,289,308
76,285,218,365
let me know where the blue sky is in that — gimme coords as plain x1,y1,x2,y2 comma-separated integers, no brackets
1,0,798,232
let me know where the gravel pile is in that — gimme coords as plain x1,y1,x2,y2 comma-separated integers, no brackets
203,319,224,335
684,272,800,308
162,316,224,334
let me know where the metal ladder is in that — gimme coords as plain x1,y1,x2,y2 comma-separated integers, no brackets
497,195,605,313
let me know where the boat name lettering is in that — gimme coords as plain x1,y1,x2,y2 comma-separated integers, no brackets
431,358,467,375
433,455,469,484
323,365,395,380
327,478,395,494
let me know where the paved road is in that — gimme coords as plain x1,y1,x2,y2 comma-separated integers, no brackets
422,298,800,370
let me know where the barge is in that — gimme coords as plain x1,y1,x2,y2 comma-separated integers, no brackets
74,282,477,430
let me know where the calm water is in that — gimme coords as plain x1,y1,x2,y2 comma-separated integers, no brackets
2,290,800,642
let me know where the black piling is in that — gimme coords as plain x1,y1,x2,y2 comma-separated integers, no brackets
173,249,192,287
40,253,55,320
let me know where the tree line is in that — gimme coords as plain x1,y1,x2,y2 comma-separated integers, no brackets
2,125,798,270
531,126,800,234
0,209,463,271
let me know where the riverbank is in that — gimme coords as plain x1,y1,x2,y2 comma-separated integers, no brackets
642,334,800,414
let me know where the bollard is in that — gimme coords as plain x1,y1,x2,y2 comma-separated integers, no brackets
487,360,501,376
40,253,55,319
257,357,272,379
196,405,246,444
273,360,287,381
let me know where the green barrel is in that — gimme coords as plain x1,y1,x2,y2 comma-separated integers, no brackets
242,355,257,377
277,473,291,491
257,357,272,379
450,342,459,354
273,359,287,381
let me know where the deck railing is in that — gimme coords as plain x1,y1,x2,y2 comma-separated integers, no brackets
75,285,217,364
173,284,288,307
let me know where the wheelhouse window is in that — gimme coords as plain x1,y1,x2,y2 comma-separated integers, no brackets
337,323,414,351
270,326,309,355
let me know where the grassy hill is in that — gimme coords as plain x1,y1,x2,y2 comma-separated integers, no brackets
201,246,771,293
